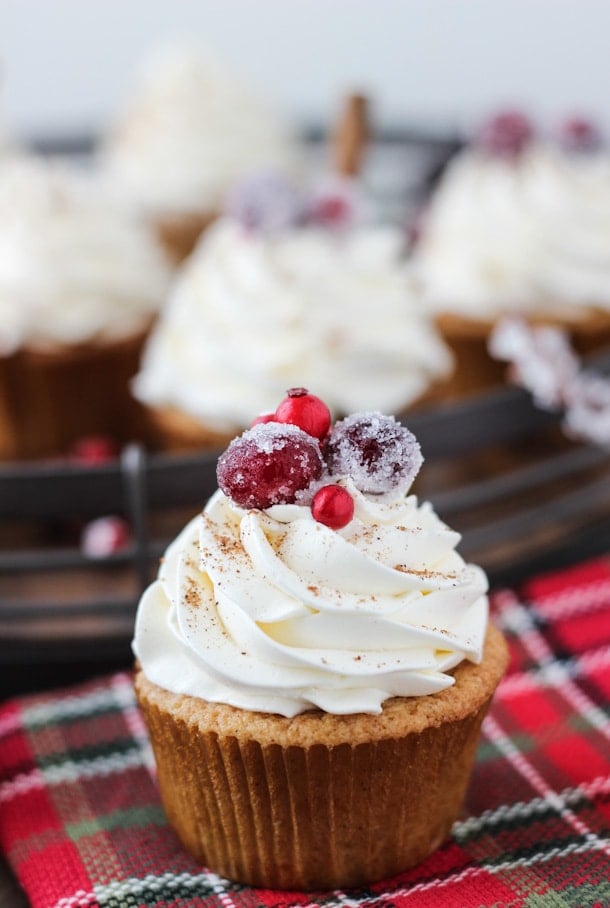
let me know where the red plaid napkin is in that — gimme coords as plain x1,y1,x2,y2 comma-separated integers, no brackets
2,556,610,907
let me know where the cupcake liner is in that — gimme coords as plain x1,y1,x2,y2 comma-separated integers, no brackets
0,330,150,461
432,309,610,401
155,210,217,264
142,404,237,454
136,624,508,890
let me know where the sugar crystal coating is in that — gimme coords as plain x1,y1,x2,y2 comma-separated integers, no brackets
226,172,305,234
217,422,324,509
326,412,423,495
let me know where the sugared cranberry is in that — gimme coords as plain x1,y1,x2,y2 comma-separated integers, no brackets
476,110,533,157
217,423,324,509
226,172,305,233
251,412,276,427
326,412,423,495
81,516,130,558
70,435,118,465
274,388,331,441
312,484,354,529
309,193,352,228
558,116,602,153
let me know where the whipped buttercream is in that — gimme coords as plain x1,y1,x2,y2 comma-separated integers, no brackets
0,157,172,355
133,482,489,717
102,47,299,216
414,143,610,317
132,219,452,431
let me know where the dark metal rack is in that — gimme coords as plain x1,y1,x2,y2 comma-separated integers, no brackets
2,352,610,697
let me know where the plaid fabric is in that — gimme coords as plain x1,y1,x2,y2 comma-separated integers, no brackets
2,557,610,907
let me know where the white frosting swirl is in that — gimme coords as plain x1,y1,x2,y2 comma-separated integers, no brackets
133,483,489,717
0,157,172,354
132,219,452,431
102,47,300,216
414,143,610,318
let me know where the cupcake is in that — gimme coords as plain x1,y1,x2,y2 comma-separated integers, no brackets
0,156,172,460
412,111,610,396
101,46,300,264
132,173,452,453
133,391,508,890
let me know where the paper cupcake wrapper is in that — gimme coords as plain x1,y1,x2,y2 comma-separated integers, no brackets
432,309,610,401
155,210,217,264
0,330,149,460
136,669,501,891
135,624,508,890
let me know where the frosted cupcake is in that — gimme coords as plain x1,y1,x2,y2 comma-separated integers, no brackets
0,156,172,460
413,111,610,395
101,47,300,263
133,390,508,889
132,173,452,452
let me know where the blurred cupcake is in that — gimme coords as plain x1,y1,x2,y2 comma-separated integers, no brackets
101,46,300,264
412,111,610,396
132,173,452,453
0,156,172,460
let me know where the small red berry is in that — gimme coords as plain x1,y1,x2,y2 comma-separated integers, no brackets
310,193,351,227
312,484,354,530
217,423,324,509
251,412,276,427
274,388,331,440
558,116,602,153
81,516,130,558
476,110,533,158
70,435,118,465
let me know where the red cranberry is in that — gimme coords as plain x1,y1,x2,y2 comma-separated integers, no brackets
81,516,130,558
312,484,354,529
326,412,423,495
274,388,331,441
217,423,324,509
309,193,352,227
558,116,602,153
476,110,533,158
70,435,118,465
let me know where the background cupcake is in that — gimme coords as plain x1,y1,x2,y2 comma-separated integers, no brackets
0,156,172,460
412,111,610,396
101,46,301,264
132,173,452,453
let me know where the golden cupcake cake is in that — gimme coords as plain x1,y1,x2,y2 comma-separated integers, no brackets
132,173,452,453
101,46,300,264
0,156,172,460
133,389,508,890
412,111,610,396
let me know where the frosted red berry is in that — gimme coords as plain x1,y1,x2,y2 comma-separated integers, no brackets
312,484,354,529
70,435,118,465
227,172,305,233
217,423,324,509
559,116,602,153
274,388,331,441
326,412,423,495
476,111,533,157
81,516,130,558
